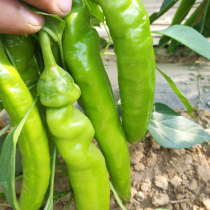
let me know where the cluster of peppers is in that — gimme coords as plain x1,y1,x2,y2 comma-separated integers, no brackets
0,0,155,209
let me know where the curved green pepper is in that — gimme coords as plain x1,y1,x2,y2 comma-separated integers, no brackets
38,30,110,210
90,0,156,143
63,0,131,203
0,40,50,210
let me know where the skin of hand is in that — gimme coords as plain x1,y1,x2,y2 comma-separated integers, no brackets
0,0,72,35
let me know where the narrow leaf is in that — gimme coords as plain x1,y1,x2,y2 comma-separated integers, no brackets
148,103,210,149
65,192,74,210
150,0,179,24
44,146,57,210
84,0,104,23
156,67,194,117
0,97,37,210
0,102,3,112
152,25,210,60
0,124,11,137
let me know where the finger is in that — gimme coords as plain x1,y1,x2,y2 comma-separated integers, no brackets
0,0,44,35
23,0,72,17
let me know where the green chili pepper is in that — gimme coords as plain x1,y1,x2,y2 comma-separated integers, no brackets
1,34,40,81
90,0,156,143
38,30,110,210
0,39,50,210
63,0,131,203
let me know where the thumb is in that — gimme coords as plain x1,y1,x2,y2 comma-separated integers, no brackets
0,0,44,35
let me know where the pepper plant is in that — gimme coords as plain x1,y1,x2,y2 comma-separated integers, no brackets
0,0,210,210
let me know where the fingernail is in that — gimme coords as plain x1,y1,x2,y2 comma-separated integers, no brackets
20,4,43,26
56,0,72,13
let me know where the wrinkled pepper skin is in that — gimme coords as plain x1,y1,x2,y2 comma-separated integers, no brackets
90,0,156,143
0,42,50,210
63,0,131,203
38,31,110,210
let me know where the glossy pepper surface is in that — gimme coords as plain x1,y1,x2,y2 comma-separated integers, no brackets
63,0,131,203
1,34,40,81
38,31,110,210
0,40,50,210
90,0,156,143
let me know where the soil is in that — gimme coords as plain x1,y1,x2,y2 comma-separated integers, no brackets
0,108,210,210
1,49,210,210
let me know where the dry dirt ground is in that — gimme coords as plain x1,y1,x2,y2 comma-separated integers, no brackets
0,108,210,210
1,49,210,210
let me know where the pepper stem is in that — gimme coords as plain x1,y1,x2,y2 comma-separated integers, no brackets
39,30,56,68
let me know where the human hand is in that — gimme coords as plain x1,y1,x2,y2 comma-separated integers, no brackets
0,0,72,35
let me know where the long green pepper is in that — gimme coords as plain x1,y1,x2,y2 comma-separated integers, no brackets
0,40,50,210
38,31,110,210
63,0,131,203
90,0,156,143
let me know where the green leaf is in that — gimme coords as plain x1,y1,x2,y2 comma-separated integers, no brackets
0,192,5,201
150,0,179,24
90,17,101,27
156,67,194,117
148,103,210,149
42,16,66,43
0,133,22,176
22,1,66,41
0,97,37,210
65,193,74,210
22,2,66,69
100,37,108,48
44,146,57,210
0,124,11,137
84,0,104,23
152,25,210,60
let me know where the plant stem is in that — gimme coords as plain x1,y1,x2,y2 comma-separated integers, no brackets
100,23,113,57
39,31,56,68
15,174,23,180
49,146,57,207
110,182,127,210
103,53,116,56
58,40,67,70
